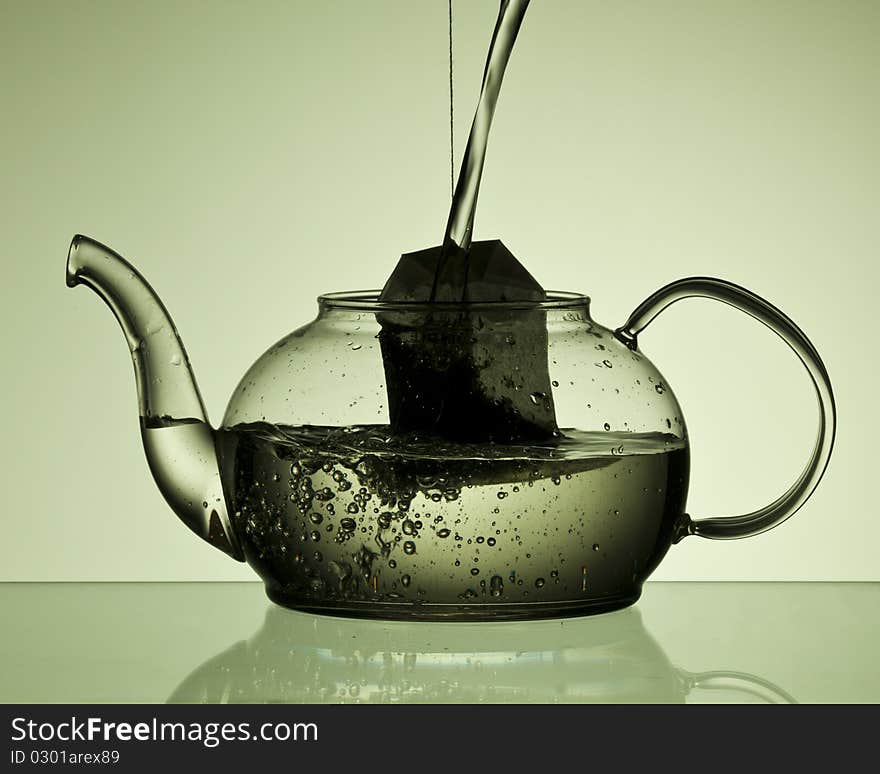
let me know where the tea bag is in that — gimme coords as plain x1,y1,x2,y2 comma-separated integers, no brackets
378,239,559,443
376,1,552,443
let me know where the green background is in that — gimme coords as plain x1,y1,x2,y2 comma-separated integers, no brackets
1,0,875,581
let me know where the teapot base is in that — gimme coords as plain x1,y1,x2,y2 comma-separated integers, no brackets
264,585,641,622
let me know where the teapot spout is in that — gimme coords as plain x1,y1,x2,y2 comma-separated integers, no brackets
66,235,243,560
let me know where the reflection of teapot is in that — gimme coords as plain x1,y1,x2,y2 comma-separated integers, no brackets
66,235,835,620
167,604,796,704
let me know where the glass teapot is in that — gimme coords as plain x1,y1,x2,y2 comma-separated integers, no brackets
66,234,835,621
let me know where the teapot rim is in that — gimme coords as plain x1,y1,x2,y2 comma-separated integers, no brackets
317,289,591,312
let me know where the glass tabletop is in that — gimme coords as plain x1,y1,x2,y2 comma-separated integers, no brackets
1,582,876,703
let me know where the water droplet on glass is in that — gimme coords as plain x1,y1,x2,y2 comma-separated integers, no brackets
535,578,545,589
403,541,416,555
401,574,411,587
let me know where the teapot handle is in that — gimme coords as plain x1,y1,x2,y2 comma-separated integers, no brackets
614,277,836,541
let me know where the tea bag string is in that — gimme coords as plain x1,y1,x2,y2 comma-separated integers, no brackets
449,0,454,200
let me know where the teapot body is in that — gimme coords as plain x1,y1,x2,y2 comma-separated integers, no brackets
217,292,690,620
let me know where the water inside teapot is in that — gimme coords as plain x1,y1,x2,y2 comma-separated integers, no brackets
203,421,689,617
